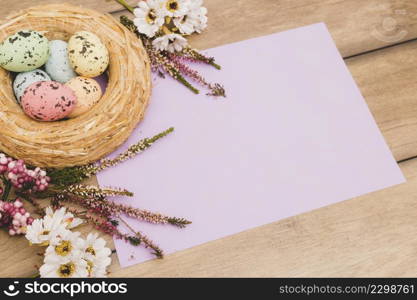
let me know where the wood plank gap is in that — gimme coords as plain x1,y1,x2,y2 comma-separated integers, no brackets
344,37,417,60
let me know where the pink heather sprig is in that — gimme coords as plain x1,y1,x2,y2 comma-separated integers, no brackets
179,47,221,70
0,198,34,236
65,206,164,258
118,16,225,97
60,192,191,228
168,53,226,97
63,185,134,199
0,153,50,192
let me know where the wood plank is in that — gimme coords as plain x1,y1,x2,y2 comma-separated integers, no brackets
347,40,417,162
1,0,413,58
110,157,416,277
112,0,417,58
1,0,417,277
0,0,138,19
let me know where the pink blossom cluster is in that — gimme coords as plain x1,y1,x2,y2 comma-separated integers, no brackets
0,198,34,235
0,153,50,191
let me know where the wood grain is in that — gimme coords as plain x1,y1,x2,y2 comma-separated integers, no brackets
1,0,411,58
113,0,417,58
0,0,138,19
0,0,417,277
347,40,417,162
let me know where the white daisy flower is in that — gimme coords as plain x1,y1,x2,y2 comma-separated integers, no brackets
45,207,83,229
82,233,112,278
173,13,199,35
45,230,84,258
153,33,188,52
134,0,165,38
161,0,190,17
39,253,88,278
25,216,69,246
189,5,207,33
173,0,207,35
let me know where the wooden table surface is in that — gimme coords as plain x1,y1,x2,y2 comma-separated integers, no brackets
1,0,417,277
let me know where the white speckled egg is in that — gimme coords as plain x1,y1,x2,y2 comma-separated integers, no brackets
0,30,50,72
45,40,77,83
13,69,51,104
68,31,109,77
66,77,102,118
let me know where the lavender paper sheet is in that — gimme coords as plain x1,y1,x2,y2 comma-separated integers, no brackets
97,23,405,267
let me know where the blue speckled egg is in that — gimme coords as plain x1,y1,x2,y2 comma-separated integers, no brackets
13,69,51,104
45,40,77,83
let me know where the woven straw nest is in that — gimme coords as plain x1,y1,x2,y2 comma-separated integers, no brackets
0,3,151,168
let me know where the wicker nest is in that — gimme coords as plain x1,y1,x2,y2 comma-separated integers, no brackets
0,3,151,168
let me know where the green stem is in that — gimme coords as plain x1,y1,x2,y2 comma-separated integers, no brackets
170,68,200,94
1,177,12,201
118,14,201,94
118,215,164,259
209,61,222,70
115,0,135,13
184,48,222,70
16,193,45,216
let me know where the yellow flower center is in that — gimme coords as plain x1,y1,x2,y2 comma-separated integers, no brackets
163,16,179,33
86,246,96,256
55,240,72,256
162,25,172,35
86,260,94,276
167,0,179,12
57,263,75,278
146,9,157,24
40,230,50,236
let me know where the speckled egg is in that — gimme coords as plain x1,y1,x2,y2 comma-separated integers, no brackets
45,40,77,83
21,81,77,122
66,77,102,118
13,69,51,104
0,30,50,72
68,31,109,77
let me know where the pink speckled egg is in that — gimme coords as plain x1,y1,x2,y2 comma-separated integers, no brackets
21,81,77,122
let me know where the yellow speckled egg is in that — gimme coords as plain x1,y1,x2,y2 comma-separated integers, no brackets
66,77,102,118
68,31,109,77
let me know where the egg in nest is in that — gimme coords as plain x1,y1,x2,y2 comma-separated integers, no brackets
68,31,109,77
0,30,50,72
21,81,77,122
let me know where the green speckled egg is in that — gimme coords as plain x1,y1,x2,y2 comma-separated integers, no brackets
0,30,50,72
68,31,109,77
